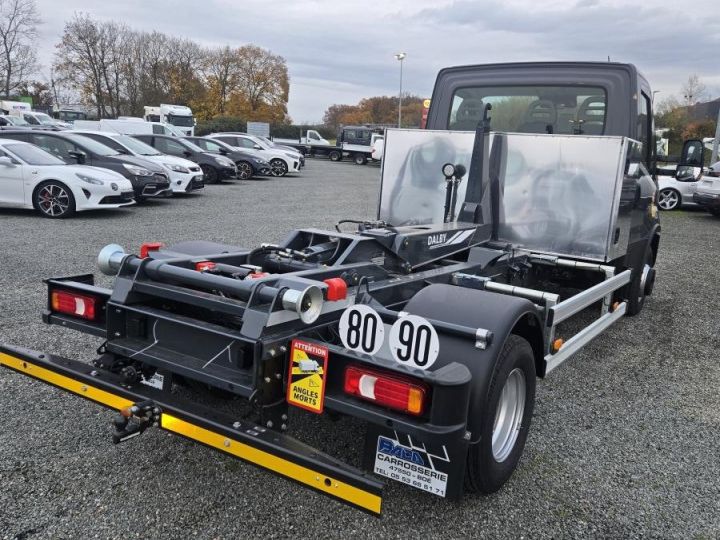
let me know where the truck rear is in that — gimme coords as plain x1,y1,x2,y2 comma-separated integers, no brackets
1,62,663,516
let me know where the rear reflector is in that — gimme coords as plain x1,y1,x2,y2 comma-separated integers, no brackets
50,290,97,320
344,365,428,416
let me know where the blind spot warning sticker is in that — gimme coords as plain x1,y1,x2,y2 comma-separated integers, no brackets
286,339,329,414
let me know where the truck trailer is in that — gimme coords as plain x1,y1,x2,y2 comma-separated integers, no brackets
1,62,666,516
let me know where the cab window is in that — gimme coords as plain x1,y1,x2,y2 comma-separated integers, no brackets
449,86,607,135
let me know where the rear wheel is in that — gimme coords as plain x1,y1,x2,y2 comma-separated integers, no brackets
328,150,341,162
33,181,76,218
201,164,219,184
236,161,253,180
354,154,368,165
270,158,288,176
626,244,655,316
465,335,535,494
657,188,680,210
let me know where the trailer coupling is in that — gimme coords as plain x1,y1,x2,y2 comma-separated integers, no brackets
0,345,384,515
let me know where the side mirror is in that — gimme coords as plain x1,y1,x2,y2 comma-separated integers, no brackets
183,150,192,157
0,156,16,166
68,150,87,164
219,148,228,155
254,144,262,150
679,139,704,167
117,148,129,155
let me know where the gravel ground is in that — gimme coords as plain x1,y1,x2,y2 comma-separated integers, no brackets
1,159,719,539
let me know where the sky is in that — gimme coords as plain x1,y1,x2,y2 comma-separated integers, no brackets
34,0,720,123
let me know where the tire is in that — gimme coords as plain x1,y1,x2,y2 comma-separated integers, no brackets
709,207,720,217
200,164,219,184
465,335,535,494
236,161,254,180
270,158,288,177
354,154,368,165
328,150,342,162
657,188,680,211
626,244,655,316
33,181,76,218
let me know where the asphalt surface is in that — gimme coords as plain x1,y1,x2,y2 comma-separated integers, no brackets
1,159,719,539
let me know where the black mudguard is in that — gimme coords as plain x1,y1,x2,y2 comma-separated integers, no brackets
361,284,543,500
403,284,543,443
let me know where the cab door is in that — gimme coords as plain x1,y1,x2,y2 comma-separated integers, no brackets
0,148,27,207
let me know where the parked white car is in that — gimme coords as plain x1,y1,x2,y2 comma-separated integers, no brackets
657,167,701,211
207,133,302,176
73,130,204,194
0,139,134,218
692,161,720,217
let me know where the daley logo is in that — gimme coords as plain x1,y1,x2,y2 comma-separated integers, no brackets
427,233,447,247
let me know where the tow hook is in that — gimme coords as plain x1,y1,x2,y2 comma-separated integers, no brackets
111,400,160,444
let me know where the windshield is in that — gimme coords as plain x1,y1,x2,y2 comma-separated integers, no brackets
449,85,607,135
167,114,194,127
177,138,204,152
6,143,65,165
115,134,161,155
58,111,86,122
7,115,29,126
193,139,224,154
249,136,271,149
34,113,56,125
67,134,122,156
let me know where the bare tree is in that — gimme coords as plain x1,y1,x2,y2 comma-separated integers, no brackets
681,74,707,106
0,0,40,98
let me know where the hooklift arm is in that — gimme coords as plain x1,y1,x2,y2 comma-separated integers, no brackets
0,344,384,516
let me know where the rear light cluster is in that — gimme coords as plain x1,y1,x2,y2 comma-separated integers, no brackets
344,365,429,416
51,290,98,321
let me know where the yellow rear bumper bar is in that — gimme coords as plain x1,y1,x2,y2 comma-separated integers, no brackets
0,348,382,515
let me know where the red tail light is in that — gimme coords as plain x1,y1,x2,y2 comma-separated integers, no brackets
51,290,97,320
195,261,217,272
344,365,429,416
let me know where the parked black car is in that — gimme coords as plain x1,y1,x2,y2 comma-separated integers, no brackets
0,130,171,200
184,137,271,179
133,135,237,184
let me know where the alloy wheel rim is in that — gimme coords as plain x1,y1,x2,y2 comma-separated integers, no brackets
271,160,286,176
38,185,70,216
238,163,252,179
658,190,678,210
492,368,526,462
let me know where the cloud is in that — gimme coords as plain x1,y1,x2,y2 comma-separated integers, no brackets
34,0,720,121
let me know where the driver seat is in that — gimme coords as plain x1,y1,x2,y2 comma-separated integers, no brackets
519,100,557,134
451,98,485,131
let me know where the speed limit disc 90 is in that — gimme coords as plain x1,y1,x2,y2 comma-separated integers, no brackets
388,315,440,370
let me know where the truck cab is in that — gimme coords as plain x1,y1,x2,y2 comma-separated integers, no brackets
144,104,195,136
424,62,660,277
426,62,657,173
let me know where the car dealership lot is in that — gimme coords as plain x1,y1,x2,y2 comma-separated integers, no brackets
0,159,719,539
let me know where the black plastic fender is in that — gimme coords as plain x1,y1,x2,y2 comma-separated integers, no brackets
403,284,544,443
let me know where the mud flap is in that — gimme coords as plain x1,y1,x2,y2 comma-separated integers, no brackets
363,425,468,500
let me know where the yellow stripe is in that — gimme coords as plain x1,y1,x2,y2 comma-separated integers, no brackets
0,351,382,514
162,414,382,514
0,352,133,411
